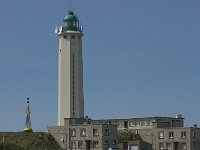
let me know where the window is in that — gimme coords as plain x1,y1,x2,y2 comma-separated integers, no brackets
113,140,117,145
136,121,140,126
181,131,186,138
118,122,124,128
192,142,196,147
149,120,153,125
158,131,164,139
71,35,75,39
198,141,200,146
93,141,99,148
93,128,99,136
78,141,83,148
159,143,164,150
105,128,109,136
80,128,86,137
166,143,171,149
70,128,76,137
192,131,196,138
144,120,149,126
181,143,186,149
70,141,76,148
129,121,135,127
104,140,109,145
141,121,144,126
169,132,174,139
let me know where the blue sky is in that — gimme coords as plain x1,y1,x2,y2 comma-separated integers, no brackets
0,0,200,131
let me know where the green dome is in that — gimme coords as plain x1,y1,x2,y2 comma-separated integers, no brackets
64,11,78,21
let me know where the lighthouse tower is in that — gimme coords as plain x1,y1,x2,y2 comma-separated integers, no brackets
55,11,84,126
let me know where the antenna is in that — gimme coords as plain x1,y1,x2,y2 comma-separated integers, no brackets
69,0,72,11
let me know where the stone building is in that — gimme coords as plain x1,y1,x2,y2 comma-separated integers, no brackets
48,118,118,150
93,115,200,150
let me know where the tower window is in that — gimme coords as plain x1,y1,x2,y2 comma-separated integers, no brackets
71,35,75,39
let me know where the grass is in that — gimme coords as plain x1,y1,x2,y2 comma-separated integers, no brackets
0,132,62,150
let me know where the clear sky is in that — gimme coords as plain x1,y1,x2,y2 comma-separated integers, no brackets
0,0,200,131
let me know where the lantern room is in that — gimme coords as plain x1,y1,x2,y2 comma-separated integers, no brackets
63,11,80,31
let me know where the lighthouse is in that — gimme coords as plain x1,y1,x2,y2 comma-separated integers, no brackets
55,11,84,126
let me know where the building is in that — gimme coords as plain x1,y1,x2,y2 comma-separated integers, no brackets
55,10,84,126
93,115,200,150
48,118,118,150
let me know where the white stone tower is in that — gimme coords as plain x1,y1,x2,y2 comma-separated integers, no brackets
55,11,84,126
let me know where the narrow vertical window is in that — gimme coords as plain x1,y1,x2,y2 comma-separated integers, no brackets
105,128,109,136
181,131,186,138
169,132,174,139
93,129,99,136
80,128,86,137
